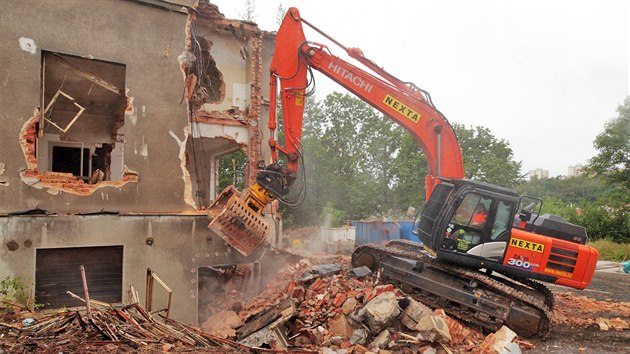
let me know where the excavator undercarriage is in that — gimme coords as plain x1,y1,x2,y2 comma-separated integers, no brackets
352,240,553,338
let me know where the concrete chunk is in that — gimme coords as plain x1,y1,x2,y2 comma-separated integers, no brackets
369,329,391,349
341,297,358,315
312,264,342,277
348,266,372,278
350,328,369,345
477,325,521,354
415,315,451,344
364,292,401,332
400,297,433,331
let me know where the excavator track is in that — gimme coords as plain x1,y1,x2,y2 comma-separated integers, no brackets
352,240,552,338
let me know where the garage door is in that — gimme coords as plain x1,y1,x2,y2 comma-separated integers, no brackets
35,246,123,309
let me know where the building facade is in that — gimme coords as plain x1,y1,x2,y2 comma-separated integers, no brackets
0,0,277,325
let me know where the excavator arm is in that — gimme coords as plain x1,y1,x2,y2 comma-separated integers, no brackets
208,7,465,256
266,7,464,199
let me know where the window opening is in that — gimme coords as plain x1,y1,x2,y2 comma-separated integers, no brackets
51,145,90,178
39,51,126,182
491,201,513,240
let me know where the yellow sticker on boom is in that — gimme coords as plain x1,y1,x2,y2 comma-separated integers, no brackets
295,93,304,106
383,95,421,123
509,238,545,253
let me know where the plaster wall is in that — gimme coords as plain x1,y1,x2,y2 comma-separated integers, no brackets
0,214,257,324
0,0,191,213
0,0,273,214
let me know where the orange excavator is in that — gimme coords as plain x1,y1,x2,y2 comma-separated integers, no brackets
208,7,599,337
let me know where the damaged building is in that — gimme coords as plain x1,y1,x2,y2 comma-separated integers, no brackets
0,0,279,326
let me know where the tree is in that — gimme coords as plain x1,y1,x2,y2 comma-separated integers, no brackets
239,0,256,22
517,175,612,204
279,93,524,228
452,123,523,187
586,97,630,193
218,150,247,191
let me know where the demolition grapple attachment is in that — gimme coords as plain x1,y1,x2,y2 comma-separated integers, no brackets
207,184,274,257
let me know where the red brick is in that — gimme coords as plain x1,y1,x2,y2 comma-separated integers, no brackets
333,293,346,308
292,286,305,301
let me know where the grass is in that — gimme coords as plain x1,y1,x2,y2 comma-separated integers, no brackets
588,239,630,262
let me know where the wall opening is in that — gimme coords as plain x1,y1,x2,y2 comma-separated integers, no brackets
217,149,247,191
192,36,225,105
185,136,247,209
35,246,123,309
51,145,90,177
197,263,261,326
38,51,126,182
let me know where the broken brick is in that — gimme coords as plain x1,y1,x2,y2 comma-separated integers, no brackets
328,313,355,338
333,293,347,308
292,286,305,301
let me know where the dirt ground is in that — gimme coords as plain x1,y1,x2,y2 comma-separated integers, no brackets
531,271,630,354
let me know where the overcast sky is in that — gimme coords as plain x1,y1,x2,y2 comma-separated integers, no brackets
211,0,628,177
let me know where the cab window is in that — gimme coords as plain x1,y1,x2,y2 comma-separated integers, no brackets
446,193,493,251
491,201,512,240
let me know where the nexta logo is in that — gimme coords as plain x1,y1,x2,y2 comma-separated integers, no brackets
383,95,421,123
510,238,545,253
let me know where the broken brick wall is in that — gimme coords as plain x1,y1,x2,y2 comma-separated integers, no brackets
178,1,273,209
0,0,192,213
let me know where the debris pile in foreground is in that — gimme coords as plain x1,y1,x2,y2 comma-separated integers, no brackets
205,256,531,354
0,296,254,353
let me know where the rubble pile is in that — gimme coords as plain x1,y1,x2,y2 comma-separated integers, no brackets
0,298,252,353
210,258,530,353
553,292,630,331
0,256,543,353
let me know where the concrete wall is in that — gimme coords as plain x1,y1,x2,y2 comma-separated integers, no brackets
0,0,273,213
0,0,191,213
0,214,258,324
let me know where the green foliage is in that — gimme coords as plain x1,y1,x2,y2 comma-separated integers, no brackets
275,2,286,26
218,149,247,191
588,239,630,262
518,176,613,205
239,0,256,22
320,202,347,228
0,276,31,309
586,97,630,191
516,98,630,243
280,93,523,228
452,123,523,187
519,177,630,242
570,204,629,243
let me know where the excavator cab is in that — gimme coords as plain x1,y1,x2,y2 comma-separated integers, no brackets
416,179,598,289
417,179,519,261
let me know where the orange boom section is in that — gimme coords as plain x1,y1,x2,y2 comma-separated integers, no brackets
504,229,599,290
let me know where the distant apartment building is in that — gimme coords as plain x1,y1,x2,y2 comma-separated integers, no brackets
568,164,584,177
528,168,549,180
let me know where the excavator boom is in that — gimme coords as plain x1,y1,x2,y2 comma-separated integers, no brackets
268,8,465,197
